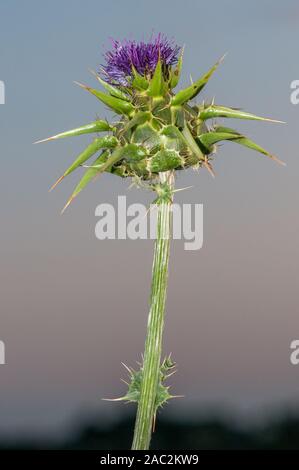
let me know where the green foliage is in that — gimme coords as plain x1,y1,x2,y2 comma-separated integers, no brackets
170,56,224,106
131,65,149,90
197,104,284,123
38,53,283,210
34,120,114,144
93,73,130,101
169,53,183,89
147,59,164,97
75,82,134,115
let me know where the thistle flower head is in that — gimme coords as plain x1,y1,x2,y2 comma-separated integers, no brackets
101,34,181,86
37,36,283,212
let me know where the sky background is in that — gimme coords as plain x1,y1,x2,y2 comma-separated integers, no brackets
0,0,298,438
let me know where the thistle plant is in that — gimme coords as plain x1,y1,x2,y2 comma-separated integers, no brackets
36,34,283,450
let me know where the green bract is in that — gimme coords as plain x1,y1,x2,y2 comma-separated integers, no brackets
36,54,284,212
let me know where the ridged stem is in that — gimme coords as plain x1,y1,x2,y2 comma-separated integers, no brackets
132,171,174,450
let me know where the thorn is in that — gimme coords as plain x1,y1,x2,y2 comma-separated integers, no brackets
270,154,286,166
164,370,177,379
219,52,228,64
121,362,133,374
80,164,102,168
88,68,99,80
203,159,216,178
262,117,286,124
120,378,129,386
102,397,127,402
33,136,55,144
49,175,64,192
158,105,170,113
152,413,156,433
74,81,91,91
61,196,74,214
173,185,193,193
152,115,165,125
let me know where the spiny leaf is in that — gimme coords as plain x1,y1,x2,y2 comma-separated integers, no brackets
90,70,130,101
121,143,148,162
61,150,110,213
171,105,185,128
198,131,242,150
150,149,183,173
170,53,183,89
34,120,114,144
160,125,188,151
131,65,149,90
132,122,161,151
171,55,225,107
50,135,118,190
181,125,205,161
147,59,164,97
102,358,179,409
161,124,187,141
214,125,285,165
122,111,151,133
61,147,125,213
198,105,285,123
74,82,134,116
203,157,216,178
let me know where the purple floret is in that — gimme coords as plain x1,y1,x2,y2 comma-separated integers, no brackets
101,34,181,86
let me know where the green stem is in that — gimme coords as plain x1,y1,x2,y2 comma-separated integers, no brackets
132,171,174,450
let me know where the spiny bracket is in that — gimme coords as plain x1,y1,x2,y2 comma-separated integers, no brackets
151,181,175,204
103,355,181,415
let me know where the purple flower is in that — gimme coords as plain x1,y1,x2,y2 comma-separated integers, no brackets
101,34,181,86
